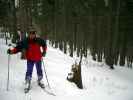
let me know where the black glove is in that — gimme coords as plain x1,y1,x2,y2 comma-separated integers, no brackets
42,51,46,57
7,49,12,54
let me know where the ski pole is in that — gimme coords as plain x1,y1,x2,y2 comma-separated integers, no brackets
7,54,10,91
42,58,51,88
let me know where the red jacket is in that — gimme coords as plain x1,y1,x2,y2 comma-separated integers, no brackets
11,38,47,61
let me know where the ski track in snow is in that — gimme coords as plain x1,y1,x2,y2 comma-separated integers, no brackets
0,38,133,100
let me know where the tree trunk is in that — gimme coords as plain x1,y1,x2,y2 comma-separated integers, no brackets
11,0,19,43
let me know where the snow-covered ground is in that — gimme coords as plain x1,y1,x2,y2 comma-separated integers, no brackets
0,38,133,100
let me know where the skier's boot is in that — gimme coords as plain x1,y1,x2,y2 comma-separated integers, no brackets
24,79,31,93
38,79,45,88
110,65,114,70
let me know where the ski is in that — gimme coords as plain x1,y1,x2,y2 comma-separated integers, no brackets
23,82,56,96
38,85,56,96
24,87,32,100
42,88,56,96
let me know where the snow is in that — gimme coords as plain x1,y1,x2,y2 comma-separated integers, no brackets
0,38,133,100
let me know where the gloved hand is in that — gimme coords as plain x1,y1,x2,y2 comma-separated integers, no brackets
42,51,46,57
7,49,12,54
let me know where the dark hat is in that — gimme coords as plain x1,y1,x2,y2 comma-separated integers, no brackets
29,31,36,35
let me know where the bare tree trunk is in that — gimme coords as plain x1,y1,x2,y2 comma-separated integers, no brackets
11,0,19,43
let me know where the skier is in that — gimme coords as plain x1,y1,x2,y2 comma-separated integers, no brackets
7,30,47,92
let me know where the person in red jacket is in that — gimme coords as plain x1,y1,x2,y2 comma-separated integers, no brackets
7,31,47,89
